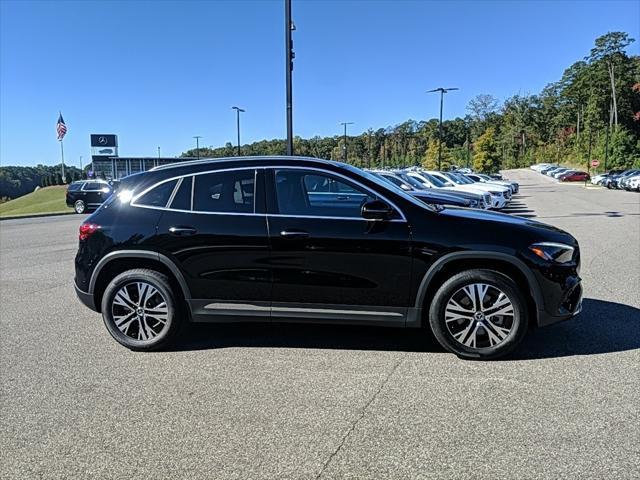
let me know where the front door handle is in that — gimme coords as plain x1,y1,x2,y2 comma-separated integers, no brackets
280,229,310,239
169,226,197,237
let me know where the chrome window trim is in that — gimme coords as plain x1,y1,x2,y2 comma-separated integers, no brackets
165,177,183,209
129,164,407,222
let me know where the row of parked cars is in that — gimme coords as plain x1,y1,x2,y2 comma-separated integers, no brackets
364,168,518,210
591,168,640,191
529,164,590,182
530,163,640,192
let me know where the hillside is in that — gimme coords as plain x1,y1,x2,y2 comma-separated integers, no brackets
0,186,71,218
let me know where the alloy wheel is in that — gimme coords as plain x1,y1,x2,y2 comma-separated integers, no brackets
111,281,169,341
444,283,516,349
74,200,85,214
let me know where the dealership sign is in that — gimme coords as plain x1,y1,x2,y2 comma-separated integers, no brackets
90,134,118,157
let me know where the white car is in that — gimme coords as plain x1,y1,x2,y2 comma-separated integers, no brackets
531,163,552,171
422,171,509,209
465,173,519,194
591,173,608,185
552,169,575,179
624,174,640,192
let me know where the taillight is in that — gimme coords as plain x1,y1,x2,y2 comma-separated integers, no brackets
79,223,100,241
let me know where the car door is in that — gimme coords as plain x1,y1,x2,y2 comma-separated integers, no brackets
266,167,412,325
82,181,110,208
150,168,271,322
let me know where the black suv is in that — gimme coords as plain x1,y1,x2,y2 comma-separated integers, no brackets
66,179,113,213
74,157,582,359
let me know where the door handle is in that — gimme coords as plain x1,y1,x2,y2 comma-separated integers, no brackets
169,226,197,236
280,229,310,239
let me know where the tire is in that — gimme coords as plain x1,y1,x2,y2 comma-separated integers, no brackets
74,199,86,214
101,269,182,351
428,269,528,360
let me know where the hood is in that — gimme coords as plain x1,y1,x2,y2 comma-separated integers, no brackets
437,206,576,246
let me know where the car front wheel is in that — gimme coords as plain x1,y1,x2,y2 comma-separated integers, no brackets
101,269,182,351
429,269,528,360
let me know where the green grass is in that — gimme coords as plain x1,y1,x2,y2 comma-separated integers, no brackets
0,186,72,218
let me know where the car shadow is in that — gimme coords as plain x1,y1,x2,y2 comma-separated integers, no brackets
169,298,640,359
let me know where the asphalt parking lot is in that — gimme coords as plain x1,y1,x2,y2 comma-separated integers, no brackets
1,168,639,479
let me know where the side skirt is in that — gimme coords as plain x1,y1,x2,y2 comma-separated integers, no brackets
188,300,411,327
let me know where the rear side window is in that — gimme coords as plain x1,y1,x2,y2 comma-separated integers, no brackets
135,179,178,208
193,170,255,213
83,182,105,191
170,176,193,210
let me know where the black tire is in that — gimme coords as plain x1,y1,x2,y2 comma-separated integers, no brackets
74,199,86,214
101,269,182,351
428,269,528,360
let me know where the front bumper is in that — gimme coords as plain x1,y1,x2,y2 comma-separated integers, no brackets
75,282,98,312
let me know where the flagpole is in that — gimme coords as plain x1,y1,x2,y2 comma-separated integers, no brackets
60,139,66,183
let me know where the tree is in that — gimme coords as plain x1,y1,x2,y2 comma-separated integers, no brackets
587,32,635,127
473,127,501,173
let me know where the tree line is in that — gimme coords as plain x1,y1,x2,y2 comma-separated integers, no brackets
182,32,640,173
0,165,84,201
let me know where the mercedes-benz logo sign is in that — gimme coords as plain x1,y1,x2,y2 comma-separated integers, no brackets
98,136,107,145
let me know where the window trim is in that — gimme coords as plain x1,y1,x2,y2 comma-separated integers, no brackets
81,181,108,192
129,165,406,222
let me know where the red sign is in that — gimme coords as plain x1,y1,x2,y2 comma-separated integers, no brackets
591,159,600,167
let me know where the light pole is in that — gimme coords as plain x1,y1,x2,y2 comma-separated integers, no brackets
193,136,202,160
232,106,245,156
340,122,354,162
79,156,83,178
427,87,459,170
285,0,295,155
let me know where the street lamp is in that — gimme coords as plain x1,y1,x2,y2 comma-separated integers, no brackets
193,136,202,160
340,122,354,162
427,87,459,170
232,106,245,156
285,0,295,155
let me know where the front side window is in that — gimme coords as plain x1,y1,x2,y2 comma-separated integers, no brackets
193,169,255,213
275,169,375,218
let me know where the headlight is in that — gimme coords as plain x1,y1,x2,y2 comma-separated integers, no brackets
529,242,575,263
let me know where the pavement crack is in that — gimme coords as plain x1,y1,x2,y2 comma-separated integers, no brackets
315,357,403,479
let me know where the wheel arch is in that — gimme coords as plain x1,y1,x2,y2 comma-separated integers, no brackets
89,250,191,313
415,251,543,327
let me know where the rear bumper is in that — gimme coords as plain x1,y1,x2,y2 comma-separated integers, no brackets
75,282,98,312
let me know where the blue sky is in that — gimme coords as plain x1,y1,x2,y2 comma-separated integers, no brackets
1,0,639,167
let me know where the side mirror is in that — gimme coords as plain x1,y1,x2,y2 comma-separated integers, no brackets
361,199,394,221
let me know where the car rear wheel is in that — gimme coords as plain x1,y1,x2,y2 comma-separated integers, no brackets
74,199,86,214
101,269,182,351
428,269,528,360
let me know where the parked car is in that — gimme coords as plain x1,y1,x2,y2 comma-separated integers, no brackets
465,173,519,194
397,170,492,209
74,156,582,360
368,171,473,208
607,169,640,189
553,169,576,179
620,172,640,191
625,174,640,192
66,179,113,214
434,171,512,207
559,171,590,182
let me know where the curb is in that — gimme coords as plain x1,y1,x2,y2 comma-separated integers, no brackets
0,211,77,221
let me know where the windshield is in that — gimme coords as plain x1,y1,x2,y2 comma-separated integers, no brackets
399,173,429,189
451,173,475,185
420,172,447,188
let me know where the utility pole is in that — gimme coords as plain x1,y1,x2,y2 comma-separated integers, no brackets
427,87,459,170
340,122,354,162
232,106,245,156
79,156,83,178
193,136,202,160
604,101,612,171
285,0,295,155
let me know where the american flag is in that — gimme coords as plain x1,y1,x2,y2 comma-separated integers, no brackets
56,113,67,141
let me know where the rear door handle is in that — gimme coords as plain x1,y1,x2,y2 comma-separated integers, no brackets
169,226,197,237
280,229,310,239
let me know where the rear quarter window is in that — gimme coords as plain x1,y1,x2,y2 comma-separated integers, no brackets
134,180,178,208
